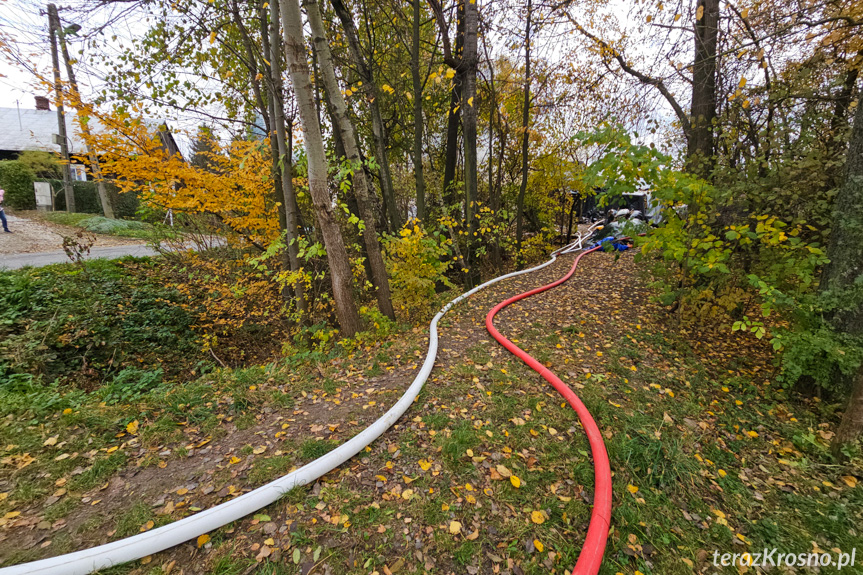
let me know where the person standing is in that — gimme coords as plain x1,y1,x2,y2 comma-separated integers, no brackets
0,187,11,233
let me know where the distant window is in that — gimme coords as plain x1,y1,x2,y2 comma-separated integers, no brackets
71,165,88,181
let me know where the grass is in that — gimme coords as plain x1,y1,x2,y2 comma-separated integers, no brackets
41,212,156,240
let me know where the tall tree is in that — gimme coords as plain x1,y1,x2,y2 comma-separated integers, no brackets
411,0,427,222
304,0,395,320
461,0,480,287
827,80,863,455
515,0,532,269
190,125,219,171
280,0,361,336
688,0,719,177
265,0,306,311
563,3,719,179
429,0,465,208
330,0,403,232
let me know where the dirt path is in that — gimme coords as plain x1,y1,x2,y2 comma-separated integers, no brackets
0,211,144,256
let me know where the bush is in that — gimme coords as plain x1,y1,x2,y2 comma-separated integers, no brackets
0,160,36,209
100,367,165,405
17,151,61,179
382,221,454,321
0,259,200,381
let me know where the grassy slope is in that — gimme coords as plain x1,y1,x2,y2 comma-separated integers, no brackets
39,212,156,240
0,253,861,574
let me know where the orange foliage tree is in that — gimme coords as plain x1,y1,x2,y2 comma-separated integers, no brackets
85,107,280,249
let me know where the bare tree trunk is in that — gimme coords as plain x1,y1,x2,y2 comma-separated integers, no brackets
305,0,395,320
439,0,465,210
56,26,112,217
827,83,863,455
330,0,402,232
461,0,480,287
515,0,532,270
268,0,306,311
281,0,361,336
488,63,501,271
688,0,719,179
411,0,427,223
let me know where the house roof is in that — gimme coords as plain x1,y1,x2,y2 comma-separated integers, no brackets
0,107,182,160
0,107,107,155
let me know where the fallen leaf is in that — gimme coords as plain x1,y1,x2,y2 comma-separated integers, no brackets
449,521,462,534
126,420,139,435
196,534,210,548
530,511,545,525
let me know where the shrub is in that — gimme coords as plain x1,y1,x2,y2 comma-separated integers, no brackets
100,367,165,405
17,151,61,179
382,221,454,321
0,160,36,209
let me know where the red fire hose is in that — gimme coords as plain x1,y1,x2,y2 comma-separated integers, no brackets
485,246,612,575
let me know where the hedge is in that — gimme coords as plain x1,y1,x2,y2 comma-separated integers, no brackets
42,180,140,219
0,161,37,210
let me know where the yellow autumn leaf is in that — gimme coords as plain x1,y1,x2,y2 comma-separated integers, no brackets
445,69,455,79
718,469,727,477
534,539,544,552
449,520,462,534
510,475,521,488
418,459,432,471
209,31,217,45
696,5,704,19
401,489,414,500
627,484,639,494
530,511,546,524
126,420,139,435
739,77,747,88
740,7,749,17
197,534,210,547
747,430,759,438
62,408,72,415
841,475,858,488
43,436,58,447
467,97,474,107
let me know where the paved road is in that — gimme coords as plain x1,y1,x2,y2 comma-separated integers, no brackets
0,244,158,270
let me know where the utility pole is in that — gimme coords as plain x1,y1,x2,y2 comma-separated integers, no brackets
57,22,113,217
48,3,75,213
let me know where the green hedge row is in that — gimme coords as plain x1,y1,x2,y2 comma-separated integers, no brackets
0,161,36,210
47,180,140,219
0,160,139,218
